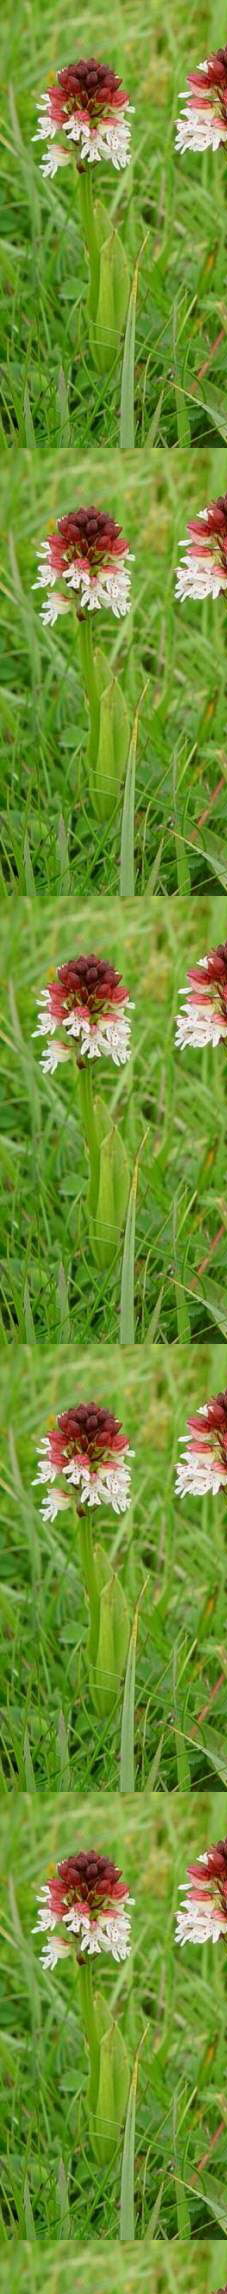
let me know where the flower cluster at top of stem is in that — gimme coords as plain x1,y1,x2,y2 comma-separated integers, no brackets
176,43,227,152
34,952,133,1074
34,1399,133,1522
176,1837,227,1944
176,1387,227,1498
34,56,133,177
176,937,227,1047
176,492,227,601
34,1847,133,1968
34,505,133,627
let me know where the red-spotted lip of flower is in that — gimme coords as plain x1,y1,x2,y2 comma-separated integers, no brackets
188,495,227,564
188,1390,227,1462
47,58,129,129
188,46,227,106
187,942,227,1011
48,1851,129,1921
48,1404,129,1476
47,509,129,579
187,1840,227,1910
48,956,129,1026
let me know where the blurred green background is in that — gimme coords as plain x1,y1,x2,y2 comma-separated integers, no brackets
1,2240,227,2288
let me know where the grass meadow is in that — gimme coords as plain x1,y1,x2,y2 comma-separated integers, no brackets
2,446,227,899
1,1339,227,1791
1,1789,227,2238
2,0,227,446
1,892,227,1345
0,2244,227,2294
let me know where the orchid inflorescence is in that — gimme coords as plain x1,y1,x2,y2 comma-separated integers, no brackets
33,60,133,379
176,938,227,1048
35,1400,133,1524
34,57,133,178
176,1387,227,1499
176,492,227,603
35,1848,133,1968
176,1837,227,1946
34,506,132,629
34,953,133,1075
176,44,227,155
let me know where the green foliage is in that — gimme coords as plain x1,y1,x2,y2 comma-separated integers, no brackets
1,890,227,1342
2,446,227,894
1,1789,227,2236
1,1339,227,1790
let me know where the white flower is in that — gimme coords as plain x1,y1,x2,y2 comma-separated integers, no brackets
41,593,71,627
34,1436,133,1519
176,1855,227,1946
36,1886,133,1964
34,542,132,623
34,95,133,173
41,1937,72,1969
62,1454,133,1515
35,991,133,1072
176,549,225,602
41,1488,71,1524
33,97,57,143
34,1887,58,1933
64,108,133,170
176,62,227,154
176,1450,225,1497
176,961,225,1048
63,557,132,618
41,144,71,179
63,1007,132,1067
176,1402,226,1499
40,1042,71,1076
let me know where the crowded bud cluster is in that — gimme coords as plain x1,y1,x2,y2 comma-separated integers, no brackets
176,939,227,1048
35,954,133,1074
35,1849,133,1968
34,57,133,177
176,493,227,602
176,1839,227,1945
176,45,227,154
34,506,132,627
35,1402,133,1523
176,1388,227,1499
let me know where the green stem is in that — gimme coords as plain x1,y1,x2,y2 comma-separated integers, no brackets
78,1509,99,1629
77,1062,99,1180
78,616,100,752
78,1957,99,2084
78,168,99,277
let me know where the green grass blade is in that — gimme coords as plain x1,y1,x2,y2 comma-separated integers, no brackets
120,265,138,450
173,2101,191,2238
120,2057,138,2242
120,1607,138,1794
120,713,138,899
120,1162,138,1346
